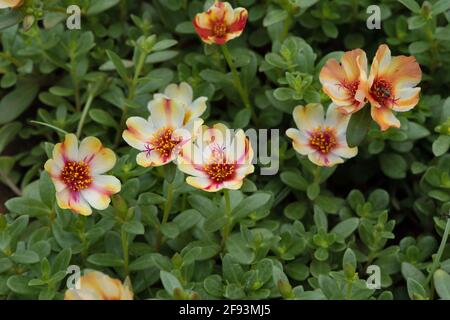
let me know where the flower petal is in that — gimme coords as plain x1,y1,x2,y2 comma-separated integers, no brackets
210,1,234,23
148,97,184,129
308,152,344,167
230,130,253,164
186,97,208,123
286,128,315,155
222,179,244,190
385,56,422,89
332,145,358,159
193,13,214,44
0,0,22,9
44,159,66,192
164,82,193,107
65,271,133,300
228,7,248,34
234,164,255,179
370,44,392,78
81,175,121,210
56,189,92,216
202,123,230,146
122,117,154,151
325,103,351,135
371,105,400,131
78,137,116,174
136,150,172,167
292,104,324,133
341,49,368,81
178,136,205,166
53,134,79,167
392,87,421,112
186,176,219,192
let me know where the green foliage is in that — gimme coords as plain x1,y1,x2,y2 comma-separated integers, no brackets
0,0,449,300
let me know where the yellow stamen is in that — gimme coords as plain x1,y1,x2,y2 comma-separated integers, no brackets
61,161,92,191
309,127,337,154
204,151,235,183
150,128,180,159
213,22,227,37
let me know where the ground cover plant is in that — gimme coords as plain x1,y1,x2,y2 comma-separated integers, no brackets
0,0,450,300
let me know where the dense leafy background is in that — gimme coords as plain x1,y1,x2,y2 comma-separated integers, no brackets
0,0,450,300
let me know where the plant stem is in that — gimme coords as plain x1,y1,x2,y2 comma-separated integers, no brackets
313,165,321,182
73,80,81,112
221,189,232,250
280,14,292,43
114,52,147,146
76,92,95,139
162,182,174,225
156,182,174,250
345,279,354,300
425,22,440,72
426,218,450,284
78,215,88,265
121,227,129,276
221,44,256,122
120,0,128,22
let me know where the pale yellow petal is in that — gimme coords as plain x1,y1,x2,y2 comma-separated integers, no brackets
371,105,400,131
292,104,325,133
164,82,193,107
81,175,121,210
56,189,92,216
286,128,315,155
148,97,185,129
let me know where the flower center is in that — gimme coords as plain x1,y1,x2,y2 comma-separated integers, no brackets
343,80,359,98
204,162,236,183
370,78,393,107
213,22,227,37
309,127,337,154
61,161,92,191
204,149,235,183
150,128,181,159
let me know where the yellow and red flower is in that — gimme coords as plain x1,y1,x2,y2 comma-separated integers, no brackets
44,134,121,216
123,97,203,167
193,1,248,45
286,103,358,167
177,123,254,192
0,0,23,9
65,271,133,300
153,82,207,125
319,49,368,114
363,44,422,131
320,44,422,131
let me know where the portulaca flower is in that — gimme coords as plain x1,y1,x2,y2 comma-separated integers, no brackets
153,82,207,125
0,0,23,9
286,103,358,167
193,1,248,45
123,96,203,167
177,123,254,192
363,44,422,131
44,134,121,216
65,271,133,300
319,49,368,114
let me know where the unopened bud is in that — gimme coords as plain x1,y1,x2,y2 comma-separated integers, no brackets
23,15,35,31
277,280,294,299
